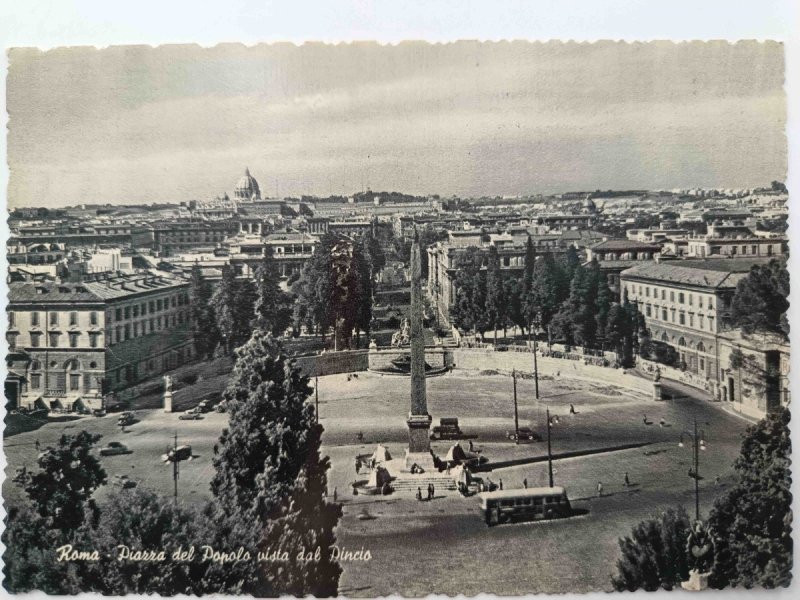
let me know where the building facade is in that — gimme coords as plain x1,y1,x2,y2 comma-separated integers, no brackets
6,273,194,411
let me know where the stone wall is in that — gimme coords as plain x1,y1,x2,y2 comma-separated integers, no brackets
451,348,653,396
293,350,369,378
368,347,452,371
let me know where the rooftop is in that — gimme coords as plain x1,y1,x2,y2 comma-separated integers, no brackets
8,272,186,304
619,259,770,289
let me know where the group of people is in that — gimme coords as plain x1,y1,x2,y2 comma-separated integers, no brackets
416,483,436,501
355,456,377,473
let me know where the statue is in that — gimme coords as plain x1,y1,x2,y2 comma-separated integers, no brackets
162,375,174,413
686,521,715,574
163,374,173,392
653,367,661,382
391,318,411,347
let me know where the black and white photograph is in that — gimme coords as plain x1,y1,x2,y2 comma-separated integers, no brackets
1,8,794,596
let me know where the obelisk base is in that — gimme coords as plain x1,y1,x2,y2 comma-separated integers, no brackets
163,391,173,413
680,570,710,591
405,413,436,472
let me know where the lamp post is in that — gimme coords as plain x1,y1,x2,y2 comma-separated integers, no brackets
679,418,708,521
532,313,542,400
512,368,520,445
546,408,554,487
315,376,319,424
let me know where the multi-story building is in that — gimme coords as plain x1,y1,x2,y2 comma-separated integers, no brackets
685,224,786,259
586,239,663,299
228,232,318,279
620,257,777,403
5,272,194,411
132,221,237,255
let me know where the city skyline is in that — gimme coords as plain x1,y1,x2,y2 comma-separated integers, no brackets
7,41,786,208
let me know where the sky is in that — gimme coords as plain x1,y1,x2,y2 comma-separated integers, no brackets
6,41,787,208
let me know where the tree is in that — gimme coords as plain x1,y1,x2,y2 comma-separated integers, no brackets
450,247,489,335
484,246,505,342
252,248,293,337
189,264,220,359
24,431,107,533
729,259,789,338
707,407,792,589
210,265,258,353
210,332,342,596
611,506,692,591
525,252,561,332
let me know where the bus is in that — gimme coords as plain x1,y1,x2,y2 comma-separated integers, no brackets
478,486,572,526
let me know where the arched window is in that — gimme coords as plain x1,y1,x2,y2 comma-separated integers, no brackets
697,342,706,353
30,360,41,371
661,332,668,342
65,359,80,371
65,359,81,391
678,337,686,347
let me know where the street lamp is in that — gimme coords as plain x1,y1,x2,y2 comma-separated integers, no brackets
679,418,709,521
546,408,555,487
532,312,542,400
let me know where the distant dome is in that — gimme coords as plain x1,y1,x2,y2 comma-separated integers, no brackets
234,167,261,201
583,196,597,211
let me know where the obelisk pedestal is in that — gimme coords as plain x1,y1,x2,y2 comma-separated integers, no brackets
404,227,437,472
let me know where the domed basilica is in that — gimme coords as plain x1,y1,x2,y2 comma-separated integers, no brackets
234,167,261,201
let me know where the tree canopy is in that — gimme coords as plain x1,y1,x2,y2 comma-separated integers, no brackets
729,259,789,338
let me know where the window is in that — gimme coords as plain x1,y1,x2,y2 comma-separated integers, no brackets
646,304,652,317
133,305,139,317
688,294,693,306
141,303,147,315
116,326,122,342
699,358,705,371
30,373,41,389
157,316,163,329
8,312,16,327
678,293,684,304
149,318,155,332
661,290,666,300
731,246,737,256
662,308,668,321
69,311,78,326
69,333,79,348
89,333,99,348
670,291,675,302
30,332,42,347
708,316,715,330
752,245,757,255
49,312,59,326
689,314,694,327
767,245,773,256
679,312,685,325
116,308,122,321
69,374,81,391
90,311,98,325
31,311,39,326
646,287,650,297
124,307,131,319
7,332,18,349
49,332,60,346
133,323,139,337
149,301,155,312
124,324,131,340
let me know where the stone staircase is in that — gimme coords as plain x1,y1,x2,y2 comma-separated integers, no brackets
389,473,458,493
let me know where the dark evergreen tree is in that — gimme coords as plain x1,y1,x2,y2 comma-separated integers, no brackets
707,407,792,589
484,245,505,342
611,506,692,591
252,247,293,337
729,259,789,338
210,332,342,596
210,265,257,353
189,264,220,358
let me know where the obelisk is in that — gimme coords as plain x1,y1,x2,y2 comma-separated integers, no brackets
405,227,436,471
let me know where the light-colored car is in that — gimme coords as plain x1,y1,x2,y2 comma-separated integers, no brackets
506,427,539,442
100,441,132,456
178,411,203,420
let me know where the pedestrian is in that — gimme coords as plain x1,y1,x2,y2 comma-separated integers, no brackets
499,478,503,491
430,483,435,499
523,478,528,489
624,472,630,487
416,487,422,501
469,439,474,452
34,439,40,451
597,481,603,497
714,476,720,487
213,443,219,455
333,487,338,502
355,457,361,472
569,404,576,415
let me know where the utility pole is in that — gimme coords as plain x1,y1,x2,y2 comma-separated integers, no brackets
533,314,541,400
172,432,179,502
547,408,554,487
315,376,319,424
512,368,519,445
679,417,707,521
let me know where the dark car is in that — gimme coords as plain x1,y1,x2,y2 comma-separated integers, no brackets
507,427,539,442
431,417,463,440
100,441,132,456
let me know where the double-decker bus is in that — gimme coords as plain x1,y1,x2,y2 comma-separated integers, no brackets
478,486,571,526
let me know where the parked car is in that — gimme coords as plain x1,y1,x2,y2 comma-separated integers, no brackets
506,427,539,443
431,417,463,440
117,412,135,426
100,441,132,456
215,402,228,413
112,474,137,489
178,411,203,420
92,408,107,417
161,444,193,463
